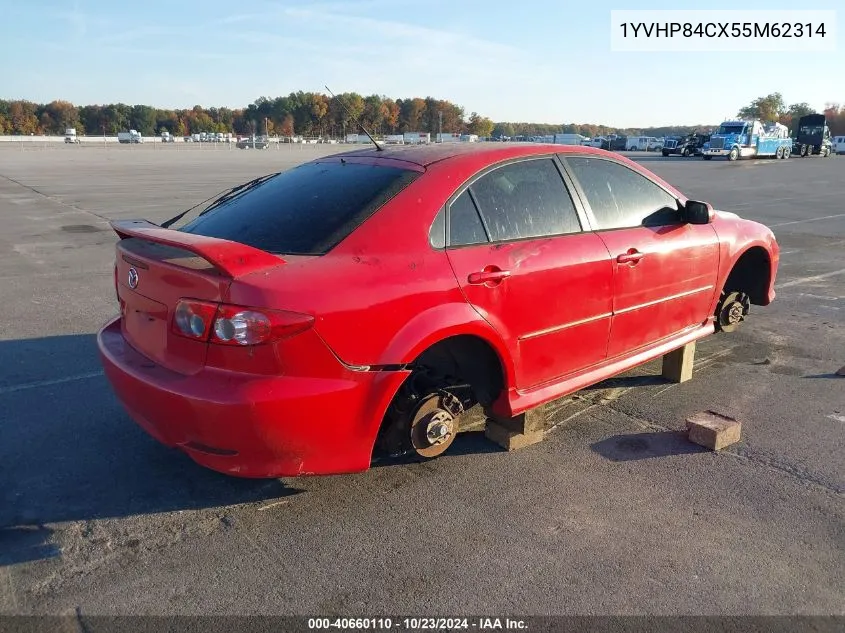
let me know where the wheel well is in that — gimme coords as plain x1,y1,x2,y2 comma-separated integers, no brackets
374,335,506,457
723,247,771,306
411,335,506,407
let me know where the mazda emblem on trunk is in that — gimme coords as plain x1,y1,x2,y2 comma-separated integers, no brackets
127,267,139,289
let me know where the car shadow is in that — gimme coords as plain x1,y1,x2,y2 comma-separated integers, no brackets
583,374,670,390
0,526,61,566
371,430,503,469
0,334,303,550
803,372,844,379
591,431,705,462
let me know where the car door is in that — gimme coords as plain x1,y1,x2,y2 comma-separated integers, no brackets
444,157,614,390
561,155,720,359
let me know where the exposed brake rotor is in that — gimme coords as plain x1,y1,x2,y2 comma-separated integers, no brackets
718,291,751,332
409,391,464,458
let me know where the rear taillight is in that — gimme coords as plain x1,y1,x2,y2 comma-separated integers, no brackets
172,299,218,341
171,299,313,346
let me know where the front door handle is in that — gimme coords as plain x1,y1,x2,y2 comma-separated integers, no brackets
616,249,645,264
468,267,511,285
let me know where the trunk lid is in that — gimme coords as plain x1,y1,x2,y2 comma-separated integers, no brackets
112,220,285,374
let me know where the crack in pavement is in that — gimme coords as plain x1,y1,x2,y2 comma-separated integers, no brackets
598,401,843,497
0,173,111,222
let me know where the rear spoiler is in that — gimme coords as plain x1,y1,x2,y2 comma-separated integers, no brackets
111,220,285,278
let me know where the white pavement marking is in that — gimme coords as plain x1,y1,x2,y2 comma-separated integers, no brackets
771,213,845,227
826,415,845,423
0,371,104,396
778,269,845,288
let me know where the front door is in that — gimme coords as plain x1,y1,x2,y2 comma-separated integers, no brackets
563,155,720,358
445,157,614,389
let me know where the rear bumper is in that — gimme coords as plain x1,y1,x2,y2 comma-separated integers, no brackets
97,317,408,477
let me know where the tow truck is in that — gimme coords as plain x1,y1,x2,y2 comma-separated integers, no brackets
703,120,792,161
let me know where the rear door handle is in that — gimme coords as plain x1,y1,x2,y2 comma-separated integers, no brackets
616,250,645,264
468,268,511,285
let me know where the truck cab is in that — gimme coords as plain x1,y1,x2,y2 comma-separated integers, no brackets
662,133,708,157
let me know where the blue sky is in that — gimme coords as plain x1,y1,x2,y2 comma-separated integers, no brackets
1,0,841,126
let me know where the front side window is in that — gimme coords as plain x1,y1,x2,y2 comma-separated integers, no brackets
467,159,581,242
565,157,679,230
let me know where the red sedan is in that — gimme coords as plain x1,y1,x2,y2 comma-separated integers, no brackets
98,143,779,477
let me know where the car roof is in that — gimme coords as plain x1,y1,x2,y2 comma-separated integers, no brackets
336,142,612,168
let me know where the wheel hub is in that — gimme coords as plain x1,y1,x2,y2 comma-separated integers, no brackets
727,302,744,324
408,391,464,458
424,411,454,446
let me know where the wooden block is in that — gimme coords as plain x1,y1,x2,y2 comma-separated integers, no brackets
485,422,544,451
662,342,696,383
686,410,742,450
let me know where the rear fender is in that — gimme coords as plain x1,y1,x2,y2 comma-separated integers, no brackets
377,301,516,388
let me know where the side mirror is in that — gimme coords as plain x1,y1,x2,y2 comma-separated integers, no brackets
684,200,713,224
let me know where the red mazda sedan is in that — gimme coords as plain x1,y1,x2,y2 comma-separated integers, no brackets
98,143,779,477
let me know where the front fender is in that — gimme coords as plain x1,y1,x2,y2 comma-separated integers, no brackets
377,301,516,388
711,216,779,310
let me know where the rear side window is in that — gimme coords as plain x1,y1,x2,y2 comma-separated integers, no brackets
449,190,488,246
177,161,419,255
565,157,679,230
468,158,581,242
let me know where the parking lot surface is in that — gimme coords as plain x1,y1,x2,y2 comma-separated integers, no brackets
0,145,842,616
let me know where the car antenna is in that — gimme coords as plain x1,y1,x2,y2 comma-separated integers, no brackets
325,85,383,151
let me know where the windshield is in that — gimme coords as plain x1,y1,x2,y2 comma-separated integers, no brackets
718,124,746,135
172,161,420,255
799,125,823,136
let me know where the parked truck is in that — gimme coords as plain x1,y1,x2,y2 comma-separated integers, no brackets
403,132,430,144
662,132,710,157
703,120,791,161
792,114,833,158
64,128,80,144
117,130,143,144
553,133,585,145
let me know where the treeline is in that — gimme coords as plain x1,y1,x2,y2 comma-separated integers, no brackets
491,122,719,138
0,93,495,138
2,92,843,139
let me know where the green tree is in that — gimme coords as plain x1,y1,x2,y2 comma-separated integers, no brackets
737,93,786,121
467,112,494,137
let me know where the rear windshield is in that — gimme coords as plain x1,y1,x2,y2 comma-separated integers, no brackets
176,161,419,255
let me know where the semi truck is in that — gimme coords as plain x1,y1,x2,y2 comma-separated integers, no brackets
64,128,80,144
117,130,143,144
792,114,833,157
662,132,710,157
703,120,791,161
